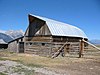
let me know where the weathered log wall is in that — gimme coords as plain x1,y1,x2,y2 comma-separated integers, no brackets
8,41,18,52
25,36,52,42
8,37,24,52
24,42,52,56
24,41,80,57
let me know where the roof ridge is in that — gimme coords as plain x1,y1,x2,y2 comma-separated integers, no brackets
29,14,87,38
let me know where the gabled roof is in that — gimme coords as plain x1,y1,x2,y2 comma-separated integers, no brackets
8,36,24,44
29,14,87,38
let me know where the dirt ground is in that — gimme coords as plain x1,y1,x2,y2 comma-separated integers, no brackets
0,60,61,75
51,58,100,75
0,48,100,75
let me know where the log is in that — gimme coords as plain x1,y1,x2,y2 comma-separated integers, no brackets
51,42,68,58
83,40,100,51
79,39,84,58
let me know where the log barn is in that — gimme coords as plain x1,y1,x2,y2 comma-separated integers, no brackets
8,14,88,57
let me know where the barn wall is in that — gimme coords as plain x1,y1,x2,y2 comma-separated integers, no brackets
24,39,81,56
25,36,52,42
24,34,82,56
8,37,24,53
43,24,51,35
25,17,51,40
8,41,18,52
8,35,84,56
52,36,81,42
24,42,52,56
51,42,80,54
28,19,45,37
24,35,53,56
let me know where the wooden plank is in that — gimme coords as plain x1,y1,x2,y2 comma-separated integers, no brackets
79,39,84,58
51,42,69,58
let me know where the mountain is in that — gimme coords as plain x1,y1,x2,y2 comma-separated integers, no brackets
90,39,100,45
0,33,13,43
0,39,7,44
0,30,24,43
5,30,24,39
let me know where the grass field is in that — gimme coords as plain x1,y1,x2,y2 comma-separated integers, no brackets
0,45,100,75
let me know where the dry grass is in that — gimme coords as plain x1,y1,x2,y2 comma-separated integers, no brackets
0,52,99,68
1,53,99,75
0,46,100,68
0,46,100,75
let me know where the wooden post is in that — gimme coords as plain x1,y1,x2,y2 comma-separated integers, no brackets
79,39,84,58
51,42,68,58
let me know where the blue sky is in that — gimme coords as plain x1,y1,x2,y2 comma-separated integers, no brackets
0,0,100,40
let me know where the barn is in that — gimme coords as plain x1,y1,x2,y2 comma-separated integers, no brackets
8,14,88,57
0,39,8,49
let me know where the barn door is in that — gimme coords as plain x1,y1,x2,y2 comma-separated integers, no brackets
19,42,24,53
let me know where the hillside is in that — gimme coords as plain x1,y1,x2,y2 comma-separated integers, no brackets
0,33,13,43
0,30,24,43
90,39,100,45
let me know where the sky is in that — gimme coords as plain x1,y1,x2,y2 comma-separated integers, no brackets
0,0,100,40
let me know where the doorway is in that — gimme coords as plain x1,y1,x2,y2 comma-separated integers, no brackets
18,42,24,53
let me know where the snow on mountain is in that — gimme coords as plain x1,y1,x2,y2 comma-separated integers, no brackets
0,30,24,43
5,30,24,39
0,33,13,43
0,39,7,44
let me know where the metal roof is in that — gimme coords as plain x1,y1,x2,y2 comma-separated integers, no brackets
30,14,87,38
0,39,7,44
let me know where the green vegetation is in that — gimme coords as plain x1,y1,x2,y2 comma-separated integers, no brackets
0,72,7,75
9,52,14,54
11,65,35,75
0,57,8,61
26,63,42,68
